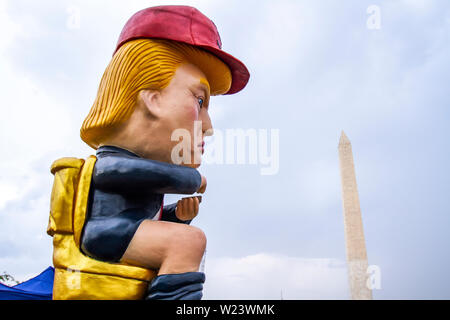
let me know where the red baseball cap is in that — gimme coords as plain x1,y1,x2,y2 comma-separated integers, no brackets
114,5,250,95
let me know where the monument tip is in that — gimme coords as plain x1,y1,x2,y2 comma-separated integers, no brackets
339,130,351,147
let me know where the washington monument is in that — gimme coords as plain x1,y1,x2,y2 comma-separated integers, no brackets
338,131,372,300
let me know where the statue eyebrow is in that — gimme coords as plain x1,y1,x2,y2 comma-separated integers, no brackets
198,78,210,97
197,78,210,107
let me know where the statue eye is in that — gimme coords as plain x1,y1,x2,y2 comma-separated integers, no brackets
197,97,204,108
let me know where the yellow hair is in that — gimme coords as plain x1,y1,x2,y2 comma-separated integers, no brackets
80,38,232,149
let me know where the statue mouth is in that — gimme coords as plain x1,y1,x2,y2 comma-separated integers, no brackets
197,141,205,153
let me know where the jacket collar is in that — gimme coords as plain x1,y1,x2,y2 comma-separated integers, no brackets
96,145,141,158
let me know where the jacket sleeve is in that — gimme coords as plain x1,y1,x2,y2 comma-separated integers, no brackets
92,155,202,195
160,203,192,225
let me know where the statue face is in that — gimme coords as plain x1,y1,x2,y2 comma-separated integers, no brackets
139,62,213,168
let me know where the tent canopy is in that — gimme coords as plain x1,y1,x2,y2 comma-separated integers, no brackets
0,266,54,300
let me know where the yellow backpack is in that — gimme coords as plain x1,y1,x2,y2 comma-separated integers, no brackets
47,156,156,299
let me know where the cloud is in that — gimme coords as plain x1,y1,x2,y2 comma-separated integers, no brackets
203,253,348,299
0,0,21,51
0,0,72,279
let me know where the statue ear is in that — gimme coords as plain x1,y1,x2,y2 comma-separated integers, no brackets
138,89,162,118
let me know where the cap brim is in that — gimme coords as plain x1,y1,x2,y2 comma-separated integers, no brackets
197,45,250,95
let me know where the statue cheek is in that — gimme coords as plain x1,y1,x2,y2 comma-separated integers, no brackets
187,105,200,121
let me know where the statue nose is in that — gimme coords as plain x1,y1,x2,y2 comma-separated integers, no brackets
203,127,214,137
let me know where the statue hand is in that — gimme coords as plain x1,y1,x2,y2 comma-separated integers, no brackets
175,196,202,221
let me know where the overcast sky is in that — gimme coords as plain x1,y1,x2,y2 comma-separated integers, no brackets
0,0,449,299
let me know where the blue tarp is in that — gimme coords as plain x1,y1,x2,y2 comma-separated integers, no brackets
0,266,54,300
